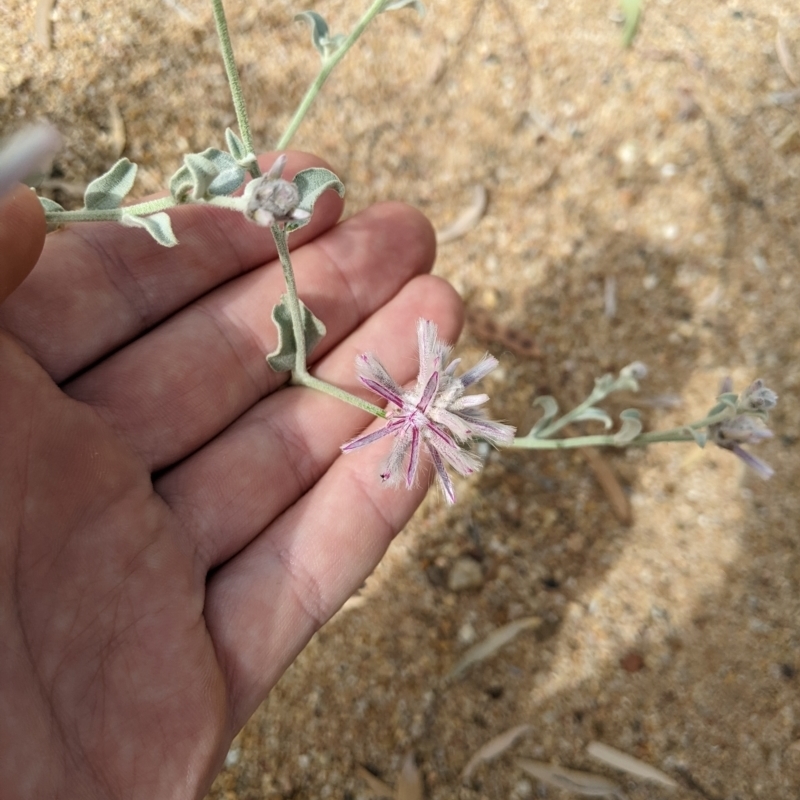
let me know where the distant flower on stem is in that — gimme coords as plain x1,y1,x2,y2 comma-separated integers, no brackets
709,413,775,480
341,319,515,503
242,154,311,227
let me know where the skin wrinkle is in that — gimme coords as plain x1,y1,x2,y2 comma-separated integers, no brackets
68,225,154,334
192,300,272,403
310,230,366,330
267,537,329,637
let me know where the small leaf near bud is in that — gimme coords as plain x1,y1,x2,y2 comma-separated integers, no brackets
381,0,426,17
738,379,778,413
120,212,178,247
83,158,137,210
267,295,327,372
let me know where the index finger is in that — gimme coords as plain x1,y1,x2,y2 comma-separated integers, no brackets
0,152,344,382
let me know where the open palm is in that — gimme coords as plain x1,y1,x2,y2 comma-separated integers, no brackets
0,154,461,800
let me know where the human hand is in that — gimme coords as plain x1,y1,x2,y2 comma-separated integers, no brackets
0,154,462,800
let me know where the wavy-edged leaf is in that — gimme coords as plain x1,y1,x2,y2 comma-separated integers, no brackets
285,167,345,232
84,158,137,210
572,407,614,429
203,148,246,196
171,148,246,202
267,295,326,372
448,617,541,679
612,408,642,444
381,0,426,16
527,395,559,437
183,153,220,201
38,196,65,212
121,212,178,247
294,11,345,59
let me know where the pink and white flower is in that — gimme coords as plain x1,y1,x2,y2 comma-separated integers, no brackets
341,319,515,503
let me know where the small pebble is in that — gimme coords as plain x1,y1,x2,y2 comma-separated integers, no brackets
448,556,485,591
620,651,645,672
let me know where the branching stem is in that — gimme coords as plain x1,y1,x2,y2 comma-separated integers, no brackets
211,0,261,178
276,0,389,149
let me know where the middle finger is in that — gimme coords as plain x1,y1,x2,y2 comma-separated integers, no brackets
64,202,436,471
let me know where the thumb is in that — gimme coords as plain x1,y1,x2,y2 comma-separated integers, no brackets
0,185,46,304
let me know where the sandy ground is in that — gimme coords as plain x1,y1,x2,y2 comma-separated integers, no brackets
3,0,800,797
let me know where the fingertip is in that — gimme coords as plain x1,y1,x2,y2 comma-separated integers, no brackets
0,184,46,303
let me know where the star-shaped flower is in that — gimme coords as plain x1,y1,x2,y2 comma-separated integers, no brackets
341,319,515,503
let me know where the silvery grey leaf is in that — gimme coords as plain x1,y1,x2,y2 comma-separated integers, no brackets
225,127,248,162
267,295,327,372
285,168,345,232
381,0,426,16
184,153,221,200
586,742,678,789
612,409,642,444
120,212,178,247
38,196,65,212
294,11,344,59
516,760,623,798
572,407,614,430
169,164,194,202
83,157,137,210
527,395,559,436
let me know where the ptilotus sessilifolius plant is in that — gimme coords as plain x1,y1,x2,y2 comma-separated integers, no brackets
0,0,777,505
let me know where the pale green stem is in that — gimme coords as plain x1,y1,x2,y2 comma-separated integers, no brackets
535,385,614,439
211,0,261,178
276,0,388,149
270,225,386,418
509,408,733,450
44,194,246,225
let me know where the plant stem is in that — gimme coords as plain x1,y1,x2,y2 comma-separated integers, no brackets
276,0,388,149
509,408,734,450
270,225,386,418
45,196,175,223
296,372,387,418
508,429,697,450
43,194,246,225
211,0,261,178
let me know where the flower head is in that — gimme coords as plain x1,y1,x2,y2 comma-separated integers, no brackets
708,377,778,480
341,319,515,503
242,155,311,228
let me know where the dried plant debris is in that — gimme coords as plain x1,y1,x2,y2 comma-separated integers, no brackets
517,759,625,798
586,742,678,789
396,753,424,800
436,185,487,244
357,753,423,800
461,724,533,782
356,766,395,799
776,31,798,85
448,616,541,679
